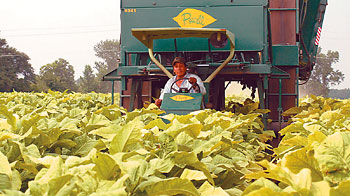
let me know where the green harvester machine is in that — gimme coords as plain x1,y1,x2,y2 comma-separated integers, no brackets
103,0,327,129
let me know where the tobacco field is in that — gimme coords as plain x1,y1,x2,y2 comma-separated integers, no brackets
0,91,350,195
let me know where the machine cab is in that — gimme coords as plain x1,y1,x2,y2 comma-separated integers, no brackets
131,28,235,115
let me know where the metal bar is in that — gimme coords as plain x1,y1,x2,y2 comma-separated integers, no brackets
268,93,298,96
263,75,268,90
136,53,141,66
103,76,121,81
111,80,115,105
271,77,290,79
203,83,210,105
124,51,128,66
129,79,137,111
148,80,152,104
257,78,267,130
296,0,300,34
136,79,142,108
148,40,173,78
121,76,127,90
224,81,232,90
204,31,235,83
257,79,265,109
278,79,282,109
278,78,283,129
120,94,150,97
296,67,299,106
263,2,269,63
264,75,269,117
139,67,173,73
120,77,124,107
269,8,298,11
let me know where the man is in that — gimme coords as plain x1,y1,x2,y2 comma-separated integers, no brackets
155,57,206,107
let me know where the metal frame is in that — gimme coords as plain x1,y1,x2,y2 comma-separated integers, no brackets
131,28,236,83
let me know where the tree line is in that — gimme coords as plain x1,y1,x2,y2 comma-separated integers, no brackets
299,48,344,97
0,38,120,93
328,89,350,99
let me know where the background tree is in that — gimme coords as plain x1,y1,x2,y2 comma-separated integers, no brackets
37,58,77,92
300,48,344,97
328,88,350,99
94,39,120,69
0,38,36,92
78,65,97,93
93,39,120,93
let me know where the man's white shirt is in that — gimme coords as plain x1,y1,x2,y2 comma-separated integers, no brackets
159,73,206,100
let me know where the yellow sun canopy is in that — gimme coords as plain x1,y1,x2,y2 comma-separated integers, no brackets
132,27,234,48
131,27,235,82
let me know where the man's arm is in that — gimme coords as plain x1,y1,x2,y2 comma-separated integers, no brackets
159,78,173,100
156,78,174,108
189,75,206,95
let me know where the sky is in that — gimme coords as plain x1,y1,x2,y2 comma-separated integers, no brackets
0,0,120,79
0,0,349,89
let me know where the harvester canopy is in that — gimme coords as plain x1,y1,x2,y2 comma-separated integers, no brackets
131,28,235,82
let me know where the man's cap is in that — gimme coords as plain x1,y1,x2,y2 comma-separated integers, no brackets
172,57,186,66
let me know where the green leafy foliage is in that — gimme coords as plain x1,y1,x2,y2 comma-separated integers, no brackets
93,39,121,93
225,97,270,115
37,58,77,92
0,38,36,92
300,48,344,97
0,91,272,195
3,92,350,195
78,65,98,93
243,95,350,195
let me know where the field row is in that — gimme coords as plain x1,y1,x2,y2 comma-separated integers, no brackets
0,92,349,195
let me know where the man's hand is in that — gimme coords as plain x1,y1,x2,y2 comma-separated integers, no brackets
189,77,197,86
189,77,200,92
155,99,162,108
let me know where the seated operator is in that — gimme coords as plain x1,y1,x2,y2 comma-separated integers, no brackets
155,57,206,107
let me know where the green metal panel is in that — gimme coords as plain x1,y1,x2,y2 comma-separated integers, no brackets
176,37,214,52
121,6,265,54
154,39,176,51
122,0,268,8
299,0,327,54
299,0,327,77
116,63,274,77
121,76,126,91
118,66,142,75
262,3,269,64
117,63,274,77
272,45,299,66
160,93,203,115
249,64,271,74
